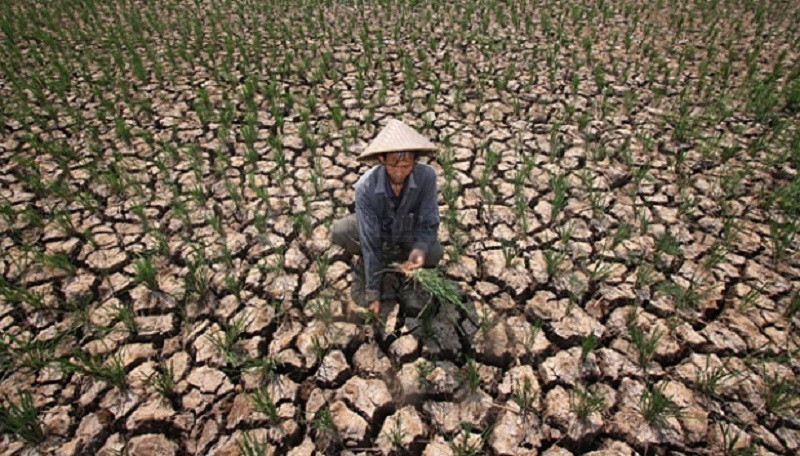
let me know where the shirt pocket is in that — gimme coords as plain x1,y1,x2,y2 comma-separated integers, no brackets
402,211,416,232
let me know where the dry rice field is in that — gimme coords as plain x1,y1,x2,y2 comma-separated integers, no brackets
1,0,799,454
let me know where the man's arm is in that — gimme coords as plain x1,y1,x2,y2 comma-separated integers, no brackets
355,185,382,304
411,168,440,256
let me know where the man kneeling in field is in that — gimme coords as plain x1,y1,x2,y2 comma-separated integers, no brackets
331,118,444,317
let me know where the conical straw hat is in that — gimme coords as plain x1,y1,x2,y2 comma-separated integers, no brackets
357,118,437,161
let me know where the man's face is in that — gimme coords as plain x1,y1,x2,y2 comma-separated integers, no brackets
379,152,416,185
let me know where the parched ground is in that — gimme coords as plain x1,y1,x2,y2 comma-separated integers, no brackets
1,0,799,454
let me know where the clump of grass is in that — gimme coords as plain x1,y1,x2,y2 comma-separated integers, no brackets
511,377,539,415
449,420,493,456
716,420,757,456
311,405,336,442
60,350,128,391
310,334,329,365
628,324,661,368
0,390,45,445
145,360,175,403
477,305,498,337
133,255,160,291
460,357,481,394
785,291,800,319
521,318,543,355
236,430,270,456
403,267,465,313
696,356,740,397
416,360,435,388
383,414,407,452
760,367,800,416
110,300,138,334
570,383,605,420
640,382,683,427
242,355,282,383
0,332,59,374
581,332,598,361
249,386,280,424
207,313,249,368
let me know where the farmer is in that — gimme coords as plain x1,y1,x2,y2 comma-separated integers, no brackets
331,118,444,316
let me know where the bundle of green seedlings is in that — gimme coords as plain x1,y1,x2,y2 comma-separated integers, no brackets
385,265,475,336
403,267,465,313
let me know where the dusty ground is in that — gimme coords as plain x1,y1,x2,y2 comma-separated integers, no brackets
1,0,799,454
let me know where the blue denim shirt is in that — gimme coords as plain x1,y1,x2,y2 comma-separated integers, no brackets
355,162,440,302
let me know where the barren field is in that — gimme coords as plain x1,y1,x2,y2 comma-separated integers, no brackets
1,0,799,454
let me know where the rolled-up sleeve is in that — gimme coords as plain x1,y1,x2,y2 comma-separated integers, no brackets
412,169,440,255
355,185,382,303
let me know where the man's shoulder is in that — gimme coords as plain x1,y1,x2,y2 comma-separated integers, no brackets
416,162,435,171
414,162,437,183
355,164,382,193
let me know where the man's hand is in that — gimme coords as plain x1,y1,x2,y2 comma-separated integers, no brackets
368,300,380,315
402,248,426,273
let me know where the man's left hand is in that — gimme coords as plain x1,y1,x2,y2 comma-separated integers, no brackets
403,248,426,273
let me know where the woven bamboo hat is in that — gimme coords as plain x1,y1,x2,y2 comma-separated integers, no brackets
357,118,437,161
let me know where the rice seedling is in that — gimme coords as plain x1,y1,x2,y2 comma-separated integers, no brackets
383,414,407,451
61,292,100,337
242,355,282,384
0,332,59,375
655,230,682,258
416,360,435,388
735,285,764,313
207,214,224,236
307,293,334,327
716,420,757,456
145,360,176,403
0,390,45,445
184,250,211,301
309,334,329,366
311,405,335,437
522,317,543,357
544,247,568,278
402,267,465,314
759,366,800,416
768,220,797,262
36,251,76,276
110,299,138,334
265,244,287,275
657,279,702,311
128,253,158,291
60,349,128,391
549,171,569,221
0,277,45,310
207,313,250,369
449,420,493,456
696,355,740,398
249,385,280,424
460,357,481,394
477,305,499,338
786,291,800,319
500,239,516,268
314,252,332,286
640,381,683,427
224,273,243,301
292,209,313,239
511,377,539,416
236,430,271,456
570,383,605,420
581,332,598,361
628,324,661,368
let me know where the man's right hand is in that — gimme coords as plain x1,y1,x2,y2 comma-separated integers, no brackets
368,300,380,316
